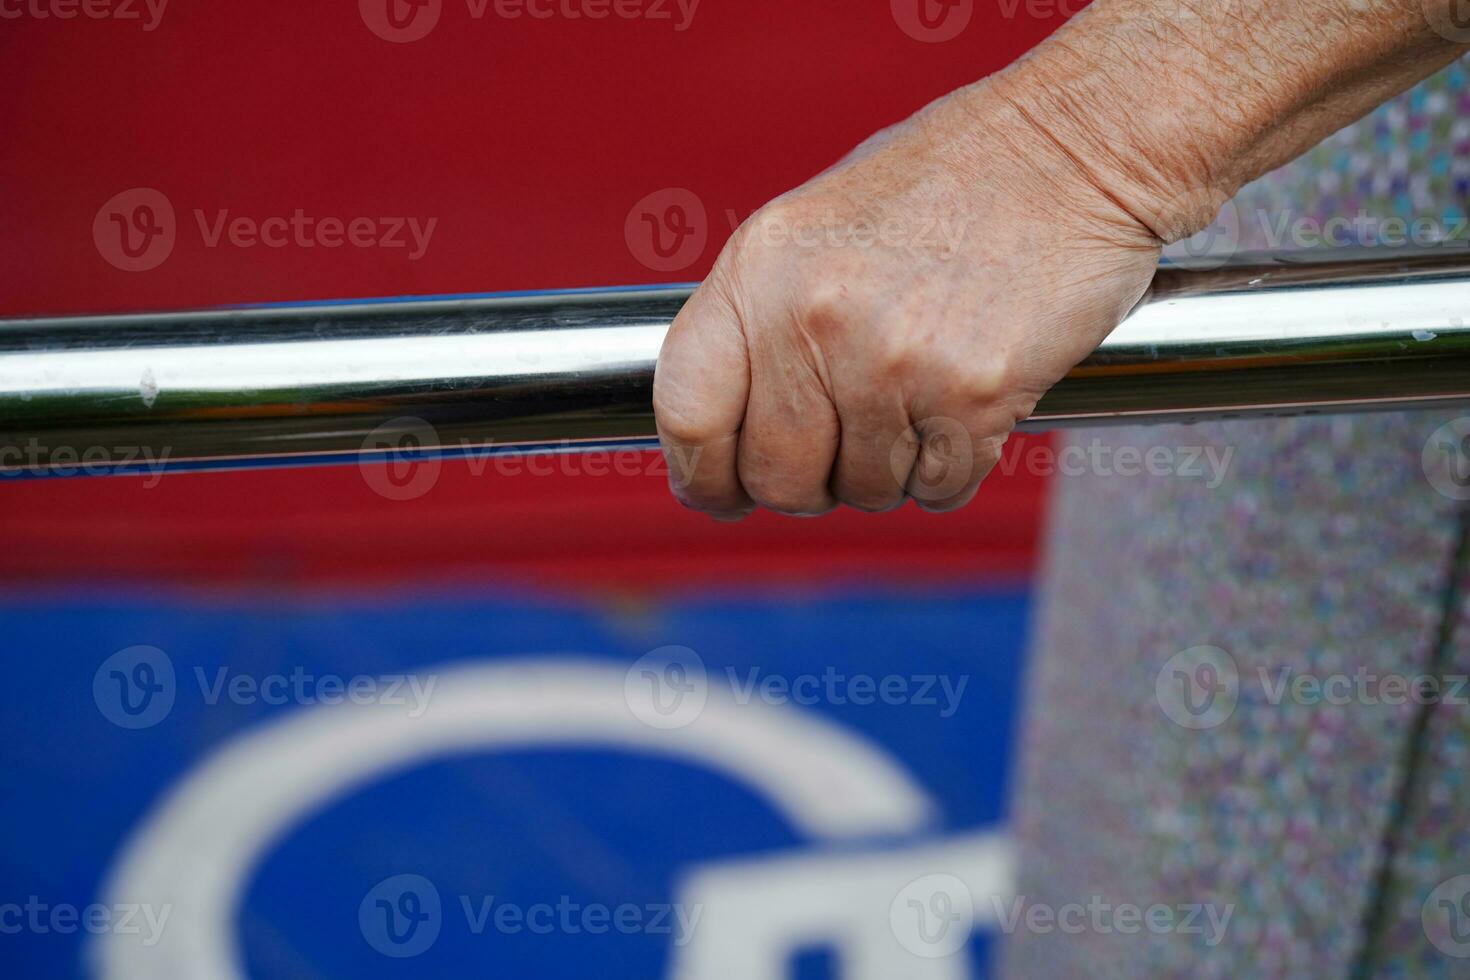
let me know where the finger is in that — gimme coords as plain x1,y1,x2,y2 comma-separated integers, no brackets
902,415,1006,513
737,328,840,517
653,278,755,517
830,386,914,513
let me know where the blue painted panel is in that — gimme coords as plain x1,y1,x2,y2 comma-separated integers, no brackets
0,588,1029,979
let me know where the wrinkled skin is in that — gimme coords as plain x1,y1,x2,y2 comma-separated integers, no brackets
653,80,1164,519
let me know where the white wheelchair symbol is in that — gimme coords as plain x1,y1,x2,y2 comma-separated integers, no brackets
92,658,1012,979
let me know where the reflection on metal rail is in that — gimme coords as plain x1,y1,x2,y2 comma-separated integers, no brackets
2,249,1469,477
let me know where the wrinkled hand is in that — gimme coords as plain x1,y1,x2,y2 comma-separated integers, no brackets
653,79,1166,518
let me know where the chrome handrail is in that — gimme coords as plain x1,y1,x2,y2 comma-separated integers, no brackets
2,249,1469,477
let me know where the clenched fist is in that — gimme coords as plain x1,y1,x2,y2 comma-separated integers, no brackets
653,75,1171,519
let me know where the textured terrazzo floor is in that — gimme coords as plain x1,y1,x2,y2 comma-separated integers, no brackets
1002,61,1470,979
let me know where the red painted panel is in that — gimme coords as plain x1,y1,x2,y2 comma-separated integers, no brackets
0,0,1067,590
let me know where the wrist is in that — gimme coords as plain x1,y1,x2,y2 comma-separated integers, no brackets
977,41,1241,247
975,0,1466,248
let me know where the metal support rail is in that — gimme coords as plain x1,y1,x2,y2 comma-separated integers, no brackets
2,249,1469,477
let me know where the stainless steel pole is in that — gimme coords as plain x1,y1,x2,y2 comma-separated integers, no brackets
3,250,1469,477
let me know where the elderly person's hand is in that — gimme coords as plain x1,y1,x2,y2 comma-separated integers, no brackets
653,0,1467,519
654,78,1164,518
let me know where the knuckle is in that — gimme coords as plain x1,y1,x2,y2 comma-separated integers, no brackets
734,200,801,257
840,488,905,514
691,493,753,517
947,358,1010,406
743,474,831,517
873,331,919,378
797,278,854,340
914,494,969,514
758,492,827,517
748,201,795,240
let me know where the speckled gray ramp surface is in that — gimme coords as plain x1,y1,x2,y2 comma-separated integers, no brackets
1369,584,1470,978
1000,61,1470,980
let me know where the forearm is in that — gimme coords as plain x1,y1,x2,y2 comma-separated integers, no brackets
980,0,1466,240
